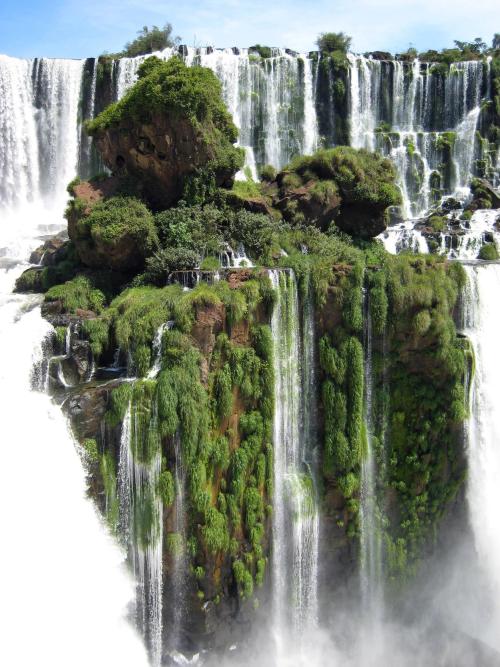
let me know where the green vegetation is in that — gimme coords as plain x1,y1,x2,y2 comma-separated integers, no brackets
119,24,179,58
285,146,401,209
249,45,273,59
316,32,351,55
479,243,499,260
86,57,238,149
45,276,105,314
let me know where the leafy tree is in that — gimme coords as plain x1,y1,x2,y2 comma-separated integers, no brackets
316,32,352,55
493,34,500,50
454,37,487,54
122,24,180,58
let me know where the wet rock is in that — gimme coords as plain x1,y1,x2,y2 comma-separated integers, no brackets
63,380,121,440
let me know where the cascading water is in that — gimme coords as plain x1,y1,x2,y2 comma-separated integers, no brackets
118,398,164,665
269,269,319,660
148,321,174,379
170,431,188,654
347,55,487,218
360,291,383,614
114,47,318,172
461,264,500,651
0,54,148,666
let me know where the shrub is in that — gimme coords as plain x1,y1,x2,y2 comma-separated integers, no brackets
478,243,499,260
87,57,238,148
233,560,254,598
427,215,446,233
249,44,273,59
120,24,179,58
202,507,229,554
82,196,157,264
145,248,199,284
45,276,105,314
159,470,175,506
260,164,277,182
82,438,99,464
316,32,352,55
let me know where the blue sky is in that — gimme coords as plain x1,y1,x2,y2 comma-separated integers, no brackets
1,0,499,59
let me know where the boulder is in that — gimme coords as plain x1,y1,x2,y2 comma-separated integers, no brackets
86,58,244,210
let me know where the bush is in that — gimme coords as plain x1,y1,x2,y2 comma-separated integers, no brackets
287,146,400,209
249,44,273,59
45,276,105,314
478,243,499,260
87,57,238,148
259,164,277,182
82,438,99,464
145,248,199,284
159,470,175,506
427,215,446,233
85,196,156,251
316,32,352,54
120,24,179,58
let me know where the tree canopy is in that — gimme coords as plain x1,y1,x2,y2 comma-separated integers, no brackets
316,32,352,55
121,24,180,58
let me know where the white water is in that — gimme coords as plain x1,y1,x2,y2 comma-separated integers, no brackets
360,294,382,615
347,55,487,219
269,269,319,660
380,208,500,259
148,320,174,379
0,54,149,667
118,401,163,665
462,264,500,651
115,47,318,172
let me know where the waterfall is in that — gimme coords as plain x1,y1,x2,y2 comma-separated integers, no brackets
0,52,148,664
113,47,319,172
0,55,83,213
118,398,164,665
360,291,383,614
347,55,487,218
269,269,319,659
170,431,187,651
148,320,174,379
300,277,320,627
461,264,500,650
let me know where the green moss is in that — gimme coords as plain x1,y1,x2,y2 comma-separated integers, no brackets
45,276,105,314
82,318,109,358
159,470,175,506
233,560,254,598
166,532,184,558
82,438,99,464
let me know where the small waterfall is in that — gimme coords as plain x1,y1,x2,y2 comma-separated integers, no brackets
118,398,164,665
300,277,320,626
269,269,319,658
461,264,500,650
360,290,382,613
148,320,174,379
170,431,187,651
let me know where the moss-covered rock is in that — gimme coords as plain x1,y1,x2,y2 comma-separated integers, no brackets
86,57,244,209
275,147,401,238
67,195,158,271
